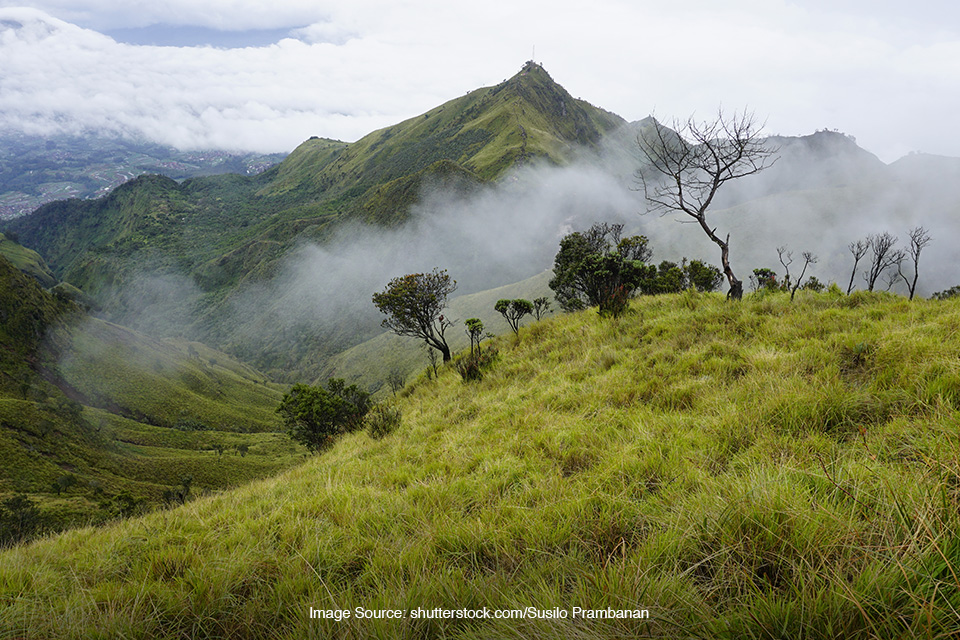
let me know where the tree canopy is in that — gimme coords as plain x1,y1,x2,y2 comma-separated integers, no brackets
495,299,534,334
276,380,371,453
548,222,653,316
372,268,457,362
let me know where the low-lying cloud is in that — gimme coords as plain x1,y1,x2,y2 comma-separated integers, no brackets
225,140,960,374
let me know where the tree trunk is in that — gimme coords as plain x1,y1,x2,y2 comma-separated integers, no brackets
709,229,741,301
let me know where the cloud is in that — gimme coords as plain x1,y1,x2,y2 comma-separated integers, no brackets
1,2,960,159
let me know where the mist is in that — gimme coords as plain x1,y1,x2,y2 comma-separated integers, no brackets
89,128,960,382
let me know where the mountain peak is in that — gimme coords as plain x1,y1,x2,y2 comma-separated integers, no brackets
518,59,549,77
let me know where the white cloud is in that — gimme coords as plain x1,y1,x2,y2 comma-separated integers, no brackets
0,2,958,160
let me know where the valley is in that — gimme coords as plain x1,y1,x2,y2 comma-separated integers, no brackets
1,61,959,637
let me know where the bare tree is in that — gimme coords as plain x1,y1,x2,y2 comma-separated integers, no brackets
778,245,817,301
896,226,932,300
862,232,904,292
790,252,818,302
637,109,778,300
777,246,793,290
846,239,869,294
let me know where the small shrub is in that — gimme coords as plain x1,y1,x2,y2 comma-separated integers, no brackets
598,284,631,318
367,404,402,440
532,296,552,320
276,379,372,453
0,495,44,547
455,347,498,382
933,285,960,300
386,369,406,395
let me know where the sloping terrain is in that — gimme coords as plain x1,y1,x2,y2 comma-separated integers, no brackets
1,63,632,383
0,257,303,535
1,290,958,638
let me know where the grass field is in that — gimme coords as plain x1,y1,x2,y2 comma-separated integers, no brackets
1,289,959,639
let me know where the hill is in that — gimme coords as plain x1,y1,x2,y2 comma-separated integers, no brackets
6,62,960,394
1,290,959,638
1,62,631,382
0,256,304,538
0,231,56,287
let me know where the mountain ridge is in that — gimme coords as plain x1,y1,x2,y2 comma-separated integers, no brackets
4,62,959,386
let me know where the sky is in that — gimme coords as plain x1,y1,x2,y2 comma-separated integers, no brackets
1,1,958,162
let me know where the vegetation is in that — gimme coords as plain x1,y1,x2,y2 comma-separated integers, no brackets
637,109,779,300
464,318,486,356
0,232,56,286
494,298,534,334
532,296,552,320
548,222,653,316
1,63,627,384
276,380,372,452
640,259,724,295
3,290,960,637
0,256,304,541
372,269,458,362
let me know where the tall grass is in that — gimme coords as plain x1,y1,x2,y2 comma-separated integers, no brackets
2,290,959,638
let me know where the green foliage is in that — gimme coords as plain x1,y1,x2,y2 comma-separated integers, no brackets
803,276,826,292
372,268,457,362
366,404,402,440
684,258,724,292
933,285,960,300
752,267,780,291
532,296,552,320
0,494,43,547
548,222,653,316
640,260,687,294
464,317,486,357
638,258,724,296
277,380,372,453
494,298,534,334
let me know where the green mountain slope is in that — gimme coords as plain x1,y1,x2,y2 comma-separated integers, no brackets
260,61,624,200
0,256,303,536
2,290,959,638
0,232,56,287
1,63,629,383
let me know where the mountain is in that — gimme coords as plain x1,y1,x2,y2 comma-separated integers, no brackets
0,231,56,287
2,62,633,381
261,60,625,201
0,255,304,537
5,62,960,390
2,290,959,637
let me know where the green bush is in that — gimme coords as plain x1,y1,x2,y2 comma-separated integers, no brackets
455,347,498,382
366,404,402,440
276,379,372,452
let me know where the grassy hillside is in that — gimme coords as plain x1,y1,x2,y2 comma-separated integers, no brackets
320,270,557,392
2,290,959,638
0,256,305,536
1,63,630,383
0,232,56,287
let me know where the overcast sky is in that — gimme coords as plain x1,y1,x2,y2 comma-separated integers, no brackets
1,1,957,162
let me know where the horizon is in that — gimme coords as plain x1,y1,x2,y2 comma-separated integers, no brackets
0,1,958,163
